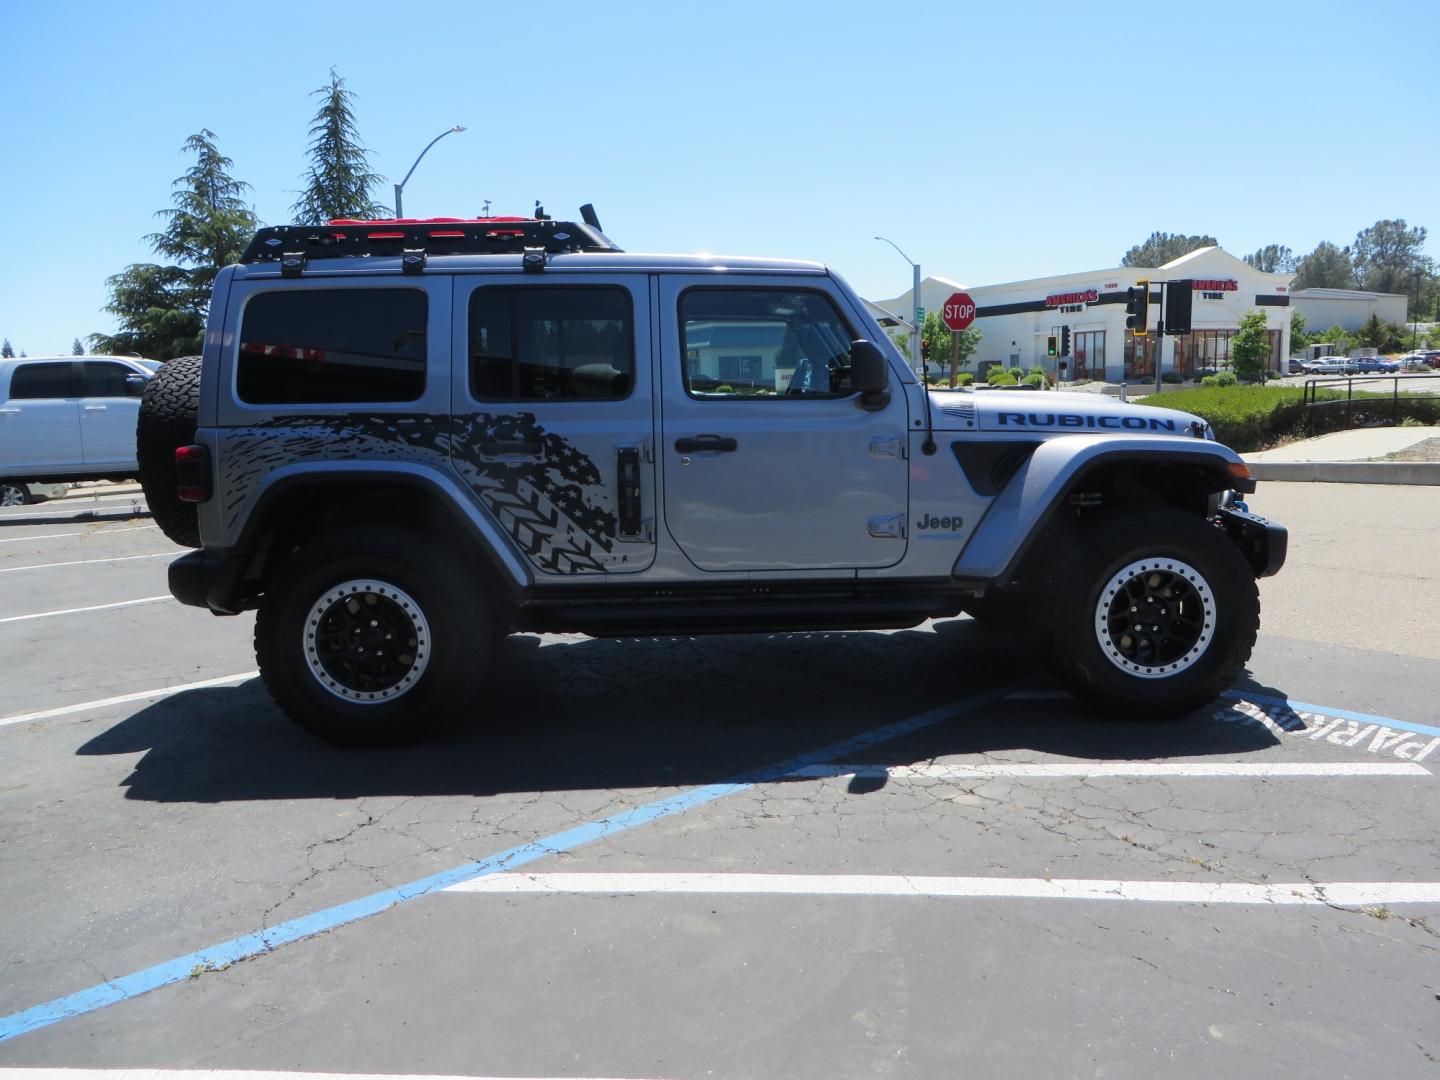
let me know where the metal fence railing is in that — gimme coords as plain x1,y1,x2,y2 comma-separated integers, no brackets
1302,373,1440,434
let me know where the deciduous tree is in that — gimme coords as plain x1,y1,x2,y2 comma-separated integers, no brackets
1292,241,1356,291
1242,245,1295,273
1120,232,1218,268
291,68,388,224
1230,310,1273,382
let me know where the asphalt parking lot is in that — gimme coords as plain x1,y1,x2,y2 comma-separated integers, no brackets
1,483,1438,1080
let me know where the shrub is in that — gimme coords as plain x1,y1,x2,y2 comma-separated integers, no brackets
1200,375,1219,387
715,384,733,394
1007,366,1024,380
956,372,974,386
1022,372,1046,389
1160,371,1185,384
985,364,1005,382
1135,385,1440,451
988,372,1018,386
1215,371,1238,387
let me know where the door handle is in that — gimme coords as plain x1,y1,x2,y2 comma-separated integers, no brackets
84,405,108,412
0,408,19,415
675,435,738,454
478,438,542,457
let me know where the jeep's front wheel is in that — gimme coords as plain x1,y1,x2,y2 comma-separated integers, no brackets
255,529,490,745
1050,508,1258,719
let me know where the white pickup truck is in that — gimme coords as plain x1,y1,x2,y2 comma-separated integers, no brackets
0,356,153,503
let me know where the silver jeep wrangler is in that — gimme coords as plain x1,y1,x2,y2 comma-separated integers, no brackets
138,212,1286,744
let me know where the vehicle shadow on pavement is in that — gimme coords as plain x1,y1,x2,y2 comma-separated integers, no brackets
76,618,1280,804
0,510,152,529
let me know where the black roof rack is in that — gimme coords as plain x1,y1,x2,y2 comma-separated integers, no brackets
240,216,621,265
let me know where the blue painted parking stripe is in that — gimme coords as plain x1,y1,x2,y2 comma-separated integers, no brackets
1222,690,1440,740
0,690,1005,1044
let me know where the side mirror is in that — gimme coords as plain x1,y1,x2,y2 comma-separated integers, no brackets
849,339,890,411
125,373,148,397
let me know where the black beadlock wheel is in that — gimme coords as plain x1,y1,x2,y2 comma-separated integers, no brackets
136,355,203,547
255,528,490,746
1049,508,1259,719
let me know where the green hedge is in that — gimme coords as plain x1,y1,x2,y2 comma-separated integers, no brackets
1137,385,1440,452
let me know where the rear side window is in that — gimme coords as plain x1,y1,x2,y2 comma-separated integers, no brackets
81,362,135,397
238,289,427,405
469,287,633,401
9,362,83,399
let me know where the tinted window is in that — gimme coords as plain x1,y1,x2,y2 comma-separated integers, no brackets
9,362,83,399
81,362,135,397
469,287,633,400
680,289,856,399
238,289,427,405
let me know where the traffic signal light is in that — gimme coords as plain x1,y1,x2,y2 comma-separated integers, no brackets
1125,280,1150,336
921,338,931,362
1165,280,1193,336
1060,326,1071,357
1046,334,1058,357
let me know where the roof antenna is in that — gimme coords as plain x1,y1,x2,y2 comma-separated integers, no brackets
481,199,492,216
534,200,549,220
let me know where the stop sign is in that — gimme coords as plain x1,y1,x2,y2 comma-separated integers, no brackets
942,292,976,331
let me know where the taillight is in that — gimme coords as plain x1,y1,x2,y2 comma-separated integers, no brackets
175,444,212,503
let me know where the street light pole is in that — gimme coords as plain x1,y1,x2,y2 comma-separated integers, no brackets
875,236,922,375
392,125,466,219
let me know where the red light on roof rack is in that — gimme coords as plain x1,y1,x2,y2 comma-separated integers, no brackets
428,230,467,238
366,231,407,240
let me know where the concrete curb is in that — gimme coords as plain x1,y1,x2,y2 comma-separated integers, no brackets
1248,461,1440,486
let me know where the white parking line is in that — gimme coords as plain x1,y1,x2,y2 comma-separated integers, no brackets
447,872,1440,906
0,524,158,543
0,1072,661,1080
0,552,171,574
0,595,171,625
788,761,1431,779
0,672,258,729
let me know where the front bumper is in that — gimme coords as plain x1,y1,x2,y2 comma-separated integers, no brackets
1217,505,1288,578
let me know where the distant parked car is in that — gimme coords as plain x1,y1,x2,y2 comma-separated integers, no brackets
1349,357,1397,374
1400,352,1440,371
1287,358,1307,374
135,359,164,374
1303,357,1349,374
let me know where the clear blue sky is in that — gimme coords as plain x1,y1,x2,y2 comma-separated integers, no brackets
1,0,1435,355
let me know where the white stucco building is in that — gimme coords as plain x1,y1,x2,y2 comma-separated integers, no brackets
869,246,1294,383
1290,288,1408,334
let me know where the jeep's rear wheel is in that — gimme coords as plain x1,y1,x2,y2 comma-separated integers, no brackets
136,355,203,548
255,528,490,745
1050,508,1257,719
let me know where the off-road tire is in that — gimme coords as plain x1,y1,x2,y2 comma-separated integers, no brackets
255,528,490,746
1050,507,1258,719
136,355,203,548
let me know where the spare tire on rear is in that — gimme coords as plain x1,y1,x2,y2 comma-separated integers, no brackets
137,354,203,548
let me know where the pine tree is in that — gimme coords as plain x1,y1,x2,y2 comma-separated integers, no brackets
91,131,257,360
291,68,388,224
72,338,85,356
0,339,12,359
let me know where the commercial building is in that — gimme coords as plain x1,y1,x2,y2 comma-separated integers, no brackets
1290,288,1408,334
869,246,1293,383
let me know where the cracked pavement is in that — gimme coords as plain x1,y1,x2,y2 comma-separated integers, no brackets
2,487,1439,1079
